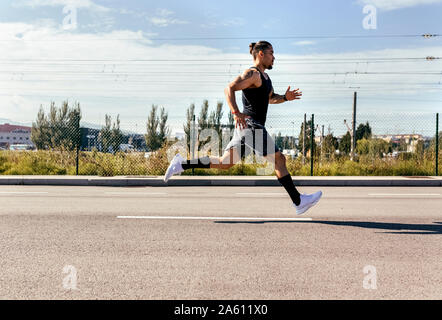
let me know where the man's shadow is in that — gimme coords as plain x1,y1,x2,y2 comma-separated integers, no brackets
214,220,442,235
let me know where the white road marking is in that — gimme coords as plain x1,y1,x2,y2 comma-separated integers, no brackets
368,193,440,196
105,192,167,195
117,215,312,221
236,193,286,196
0,191,49,194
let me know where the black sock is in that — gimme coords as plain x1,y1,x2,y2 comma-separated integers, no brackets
181,157,211,170
278,174,301,205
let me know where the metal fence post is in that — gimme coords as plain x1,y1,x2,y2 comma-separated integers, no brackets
311,114,314,176
303,113,306,165
436,113,439,176
190,115,196,176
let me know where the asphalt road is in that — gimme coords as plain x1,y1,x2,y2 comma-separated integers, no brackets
0,185,441,299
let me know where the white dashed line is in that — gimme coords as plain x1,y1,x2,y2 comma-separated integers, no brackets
104,192,167,195
117,216,312,221
0,192,49,194
368,193,440,196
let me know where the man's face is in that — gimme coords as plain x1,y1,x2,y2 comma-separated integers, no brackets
262,47,275,70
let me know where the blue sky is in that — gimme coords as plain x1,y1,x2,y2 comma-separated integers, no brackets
0,0,441,136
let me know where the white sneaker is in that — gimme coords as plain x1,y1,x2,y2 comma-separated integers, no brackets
164,154,185,182
294,191,322,215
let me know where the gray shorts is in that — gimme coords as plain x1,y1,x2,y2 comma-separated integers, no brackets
224,118,280,158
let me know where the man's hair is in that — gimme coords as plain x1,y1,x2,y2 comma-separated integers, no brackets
249,41,272,59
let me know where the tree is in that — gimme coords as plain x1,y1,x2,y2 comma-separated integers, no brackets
322,133,338,159
198,100,210,131
99,115,112,153
339,132,352,155
275,132,294,150
298,119,315,155
183,103,195,157
31,106,50,150
227,111,235,130
356,121,372,142
356,138,390,159
158,107,170,147
111,115,123,153
99,114,123,153
209,101,223,133
145,105,169,152
31,101,81,151
207,101,224,154
146,105,160,151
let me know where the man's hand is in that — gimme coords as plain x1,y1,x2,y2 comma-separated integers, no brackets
284,86,302,101
234,112,250,130
269,86,303,104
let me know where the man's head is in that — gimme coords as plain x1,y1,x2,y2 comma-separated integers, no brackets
249,41,274,70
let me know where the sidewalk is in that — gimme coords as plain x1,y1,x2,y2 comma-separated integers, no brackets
0,175,441,186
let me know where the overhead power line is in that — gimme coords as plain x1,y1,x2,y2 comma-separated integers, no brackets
0,57,439,67
1,33,440,41
2,79,440,86
0,57,439,62
0,70,440,75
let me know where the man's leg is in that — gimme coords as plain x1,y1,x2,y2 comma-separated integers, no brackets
164,131,244,182
181,147,240,170
265,151,322,214
266,151,301,205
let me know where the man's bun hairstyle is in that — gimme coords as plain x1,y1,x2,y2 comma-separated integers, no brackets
249,41,272,59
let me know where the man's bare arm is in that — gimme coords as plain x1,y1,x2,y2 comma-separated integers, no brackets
269,86,302,104
269,90,287,104
224,69,260,128
224,69,260,114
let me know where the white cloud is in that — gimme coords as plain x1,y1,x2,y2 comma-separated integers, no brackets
200,11,246,29
201,18,246,29
292,40,317,46
13,0,111,12
13,0,116,31
358,0,442,11
221,17,246,27
147,8,188,27
1,21,441,133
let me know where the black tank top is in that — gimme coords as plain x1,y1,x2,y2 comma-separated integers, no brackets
242,67,273,125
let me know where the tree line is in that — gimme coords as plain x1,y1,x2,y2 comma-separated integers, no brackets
30,100,441,159
31,100,233,154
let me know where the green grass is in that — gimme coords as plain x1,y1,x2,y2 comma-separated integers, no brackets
0,150,440,176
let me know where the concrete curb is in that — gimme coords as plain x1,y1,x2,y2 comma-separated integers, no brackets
0,176,441,187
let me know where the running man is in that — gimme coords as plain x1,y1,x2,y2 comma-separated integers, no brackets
164,41,322,215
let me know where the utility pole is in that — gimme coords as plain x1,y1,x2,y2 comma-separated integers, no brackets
310,114,314,176
344,92,358,161
436,113,439,176
353,92,357,159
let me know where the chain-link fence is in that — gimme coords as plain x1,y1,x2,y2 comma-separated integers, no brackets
0,112,440,176
266,112,441,176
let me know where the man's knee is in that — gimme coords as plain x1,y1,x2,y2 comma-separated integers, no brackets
275,152,286,167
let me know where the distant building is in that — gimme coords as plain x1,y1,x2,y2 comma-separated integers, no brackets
373,134,423,144
374,134,424,153
0,123,33,149
79,127,147,152
80,127,100,151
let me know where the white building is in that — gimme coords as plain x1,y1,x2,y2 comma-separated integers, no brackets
374,134,424,153
0,123,33,149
